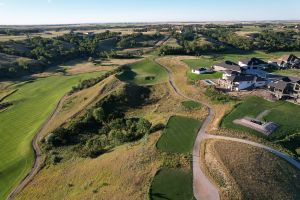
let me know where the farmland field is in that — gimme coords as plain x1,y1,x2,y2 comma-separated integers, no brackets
149,168,194,200
0,71,104,199
156,116,201,153
117,58,168,85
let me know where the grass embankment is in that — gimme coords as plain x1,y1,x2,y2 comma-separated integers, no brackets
156,116,202,154
151,116,201,200
0,72,104,199
205,140,300,200
150,168,194,200
182,51,300,81
117,58,168,85
272,69,300,78
221,96,300,157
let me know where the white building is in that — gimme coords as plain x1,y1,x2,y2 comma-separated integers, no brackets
192,68,210,75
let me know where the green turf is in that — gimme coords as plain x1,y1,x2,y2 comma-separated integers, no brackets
150,168,194,200
181,101,202,110
272,69,300,78
221,96,300,140
117,58,168,85
0,72,104,199
156,116,201,154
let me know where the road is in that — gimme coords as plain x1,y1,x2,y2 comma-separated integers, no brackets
6,94,67,200
154,58,300,200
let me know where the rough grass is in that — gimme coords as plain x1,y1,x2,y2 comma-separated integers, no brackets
0,72,104,199
181,100,202,110
149,168,194,200
156,116,201,154
117,58,168,85
205,140,300,200
272,69,300,78
221,96,300,140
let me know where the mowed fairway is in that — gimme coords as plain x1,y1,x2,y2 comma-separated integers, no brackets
150,168,194,200
117,58,168,85
0,72,104,199
156,116,201,154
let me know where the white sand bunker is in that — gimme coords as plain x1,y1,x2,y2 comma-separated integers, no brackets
234,116,278,136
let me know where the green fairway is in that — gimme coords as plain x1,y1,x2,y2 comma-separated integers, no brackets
181,101,202,110
156,116,201,154
221,96,300,140
117,58,168,85
150,168,194,200
0,72,104,199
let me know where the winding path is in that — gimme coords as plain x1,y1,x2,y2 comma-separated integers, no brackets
154,58,300,200
6,94,67,200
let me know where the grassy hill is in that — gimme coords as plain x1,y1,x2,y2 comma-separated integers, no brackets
0,72,104,199
117,58,168,85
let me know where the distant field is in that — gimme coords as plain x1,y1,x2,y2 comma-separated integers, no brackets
163,37,182,48
206,140,300,200
0,72,104,199
149,168,194,200
156,116,201,153
117,58,168,85
221,96,300,140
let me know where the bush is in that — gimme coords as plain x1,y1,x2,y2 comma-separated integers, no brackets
204,86,236,103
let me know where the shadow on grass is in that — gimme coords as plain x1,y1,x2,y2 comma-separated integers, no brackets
116,66,138,82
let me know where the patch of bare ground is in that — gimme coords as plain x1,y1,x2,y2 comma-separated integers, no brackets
62,58,142,75
155,56,235,132
203,139,300,200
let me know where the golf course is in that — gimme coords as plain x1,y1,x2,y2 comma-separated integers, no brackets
0,72,104,199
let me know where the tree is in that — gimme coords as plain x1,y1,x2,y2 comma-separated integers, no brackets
92,107,105,122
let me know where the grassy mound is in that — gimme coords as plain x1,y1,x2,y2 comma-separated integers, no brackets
0,72,104,199
149,168,194,200
117,58,167,85
181,100,202,110
156,116,201,154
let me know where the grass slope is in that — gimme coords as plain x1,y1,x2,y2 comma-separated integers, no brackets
221,96,300,140
209,140,300,200
150,168,194,200
181,100,202,110
117,58,167,85
156,116,201,154
0,72,104,199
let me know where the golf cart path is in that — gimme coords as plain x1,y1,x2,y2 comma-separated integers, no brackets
154,58,300,200
6,94,67,200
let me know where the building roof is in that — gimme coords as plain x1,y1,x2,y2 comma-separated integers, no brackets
213,61,241,72
268,80,289,91
239,57,267,66
228,75,255,82
279,54,298,62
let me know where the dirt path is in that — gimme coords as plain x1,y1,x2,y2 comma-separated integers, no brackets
154,57,300,200
154,58,220,200
6,94,67,200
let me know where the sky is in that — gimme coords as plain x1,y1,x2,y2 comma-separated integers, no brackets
0,0,300,25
